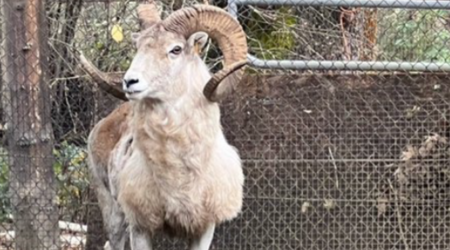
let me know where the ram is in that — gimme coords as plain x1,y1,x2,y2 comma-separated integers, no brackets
80,1,248,250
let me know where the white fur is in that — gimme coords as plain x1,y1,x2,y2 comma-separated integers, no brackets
87,30,244,250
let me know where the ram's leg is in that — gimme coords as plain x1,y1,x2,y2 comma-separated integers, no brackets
89,163,129,250
106,200,130,250
130,226,152,250
94,182,129,250
189,224,216,250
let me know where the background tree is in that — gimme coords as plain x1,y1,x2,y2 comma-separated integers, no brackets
1,0,60,249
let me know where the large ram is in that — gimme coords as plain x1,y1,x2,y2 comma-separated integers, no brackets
80,1,248,250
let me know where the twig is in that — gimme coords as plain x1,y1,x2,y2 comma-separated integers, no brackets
50,75,83,87
202,39,211,62
248,6,277,22
328,146,339,189
388,179,410,250
340,9,350,60
64,81,78,135
208,56,224,71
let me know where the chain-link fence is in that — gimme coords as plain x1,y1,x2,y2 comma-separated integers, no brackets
0,0,449,249
234,0,450,71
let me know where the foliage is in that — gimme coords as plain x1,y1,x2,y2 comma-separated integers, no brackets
0,143,90,223
74,2,140,72
0,148,10,222
378,9,450,62
245,7,297,60
53,142,90,222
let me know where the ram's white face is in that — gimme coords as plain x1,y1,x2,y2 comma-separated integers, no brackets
122,24,209,102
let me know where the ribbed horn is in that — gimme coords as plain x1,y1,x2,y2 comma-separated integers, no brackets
78,52,127,101
162,5,248,102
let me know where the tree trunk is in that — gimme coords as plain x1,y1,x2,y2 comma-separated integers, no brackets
361,9,378,61
1,0,60,249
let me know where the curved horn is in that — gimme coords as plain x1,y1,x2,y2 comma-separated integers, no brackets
162,5,248,102
76,1,161,102
138,0,161,29
78,52,128,101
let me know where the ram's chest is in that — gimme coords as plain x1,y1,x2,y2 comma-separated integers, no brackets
114,126,208,197
112,109,218,229
115,144,209,231
135,119,212,172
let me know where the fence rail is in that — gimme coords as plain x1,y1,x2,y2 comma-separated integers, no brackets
243,56,450,71
228,0,450,71
230,0,450,8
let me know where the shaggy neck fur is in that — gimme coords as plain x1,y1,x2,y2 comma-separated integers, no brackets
130,56,222,175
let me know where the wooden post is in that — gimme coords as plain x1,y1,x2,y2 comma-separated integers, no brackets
1,0,60,249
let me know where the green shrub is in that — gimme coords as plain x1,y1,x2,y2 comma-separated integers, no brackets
0,142,90,223
0,148,10,222
246,7,297,60
53,141,89,222
379,9,450,62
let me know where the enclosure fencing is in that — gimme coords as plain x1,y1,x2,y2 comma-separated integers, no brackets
229,0,450,71
0,0,449,249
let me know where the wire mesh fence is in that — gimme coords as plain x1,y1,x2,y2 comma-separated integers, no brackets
233,0,450,70
0,0,449,249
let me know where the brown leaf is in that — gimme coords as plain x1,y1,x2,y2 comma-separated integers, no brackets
377,198,388,217
401,145,417,161
301,201,311,214
323,199,335,210
394,168,408,186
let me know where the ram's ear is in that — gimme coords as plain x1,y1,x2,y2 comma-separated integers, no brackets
187,32,209,54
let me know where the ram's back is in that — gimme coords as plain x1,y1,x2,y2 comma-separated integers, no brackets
87,102,132,188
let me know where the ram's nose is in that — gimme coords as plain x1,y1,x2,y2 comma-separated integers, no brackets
123,78,140,88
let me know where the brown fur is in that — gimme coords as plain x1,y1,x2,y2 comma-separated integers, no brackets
89,102,131,171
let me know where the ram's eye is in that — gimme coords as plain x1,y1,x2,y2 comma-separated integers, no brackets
170,46,183,55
